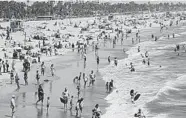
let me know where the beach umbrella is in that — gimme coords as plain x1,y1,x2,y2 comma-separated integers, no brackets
88,19,95,25
13,47,22,50
79,22,89,29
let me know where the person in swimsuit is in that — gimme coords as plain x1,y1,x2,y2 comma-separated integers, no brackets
134,109,146,118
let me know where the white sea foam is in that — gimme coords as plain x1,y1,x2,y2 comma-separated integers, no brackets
100,24,186,118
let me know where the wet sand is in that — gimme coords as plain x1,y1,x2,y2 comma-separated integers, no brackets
0,40,126,118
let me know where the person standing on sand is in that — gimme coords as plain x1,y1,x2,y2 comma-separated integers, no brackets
10,95,16,117
41,62,45,76
77,85,80,99
62,88,69,110
89,70,96,86
108,56,111,64
78,72,82,84
69,96,74,111
36,84,44,105
2,61,5,73
46,97,50,113
132,38,134,44
96,56,99,69
138,46,140,53
72,43,75,52
83,73,88,88
114,57,118,66
24,71,28,85
12,60,15,70
10,69,14,84
50,64,55,76
75,98,84,117
38,54,41,63
5,60,9,72
15,73,20,90
38,41,41,48
83,53,87,68
36,70,40,85
0,59,2,75
147,58,150,66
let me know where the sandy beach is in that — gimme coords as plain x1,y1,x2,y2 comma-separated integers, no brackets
0,5,186,118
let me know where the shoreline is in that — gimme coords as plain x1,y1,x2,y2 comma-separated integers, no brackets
100,16,186,118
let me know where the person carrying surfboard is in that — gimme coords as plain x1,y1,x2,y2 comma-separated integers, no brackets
130,89,140,103
130,89,136,103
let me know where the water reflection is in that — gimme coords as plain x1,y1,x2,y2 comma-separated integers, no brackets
49,81,53,93
22,92,26,108
36,105,43,118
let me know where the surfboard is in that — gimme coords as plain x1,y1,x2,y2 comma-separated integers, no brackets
5,115,16,118
134,94,141,101
60,97,68,104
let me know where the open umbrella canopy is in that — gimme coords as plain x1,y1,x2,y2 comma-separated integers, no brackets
79,22,89,29
13,46,22,50
31,48,40,53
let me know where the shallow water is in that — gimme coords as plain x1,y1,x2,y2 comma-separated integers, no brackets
0,40,126,118
100,20,186,118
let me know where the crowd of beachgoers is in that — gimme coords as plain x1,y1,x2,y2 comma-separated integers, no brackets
0,11,186,118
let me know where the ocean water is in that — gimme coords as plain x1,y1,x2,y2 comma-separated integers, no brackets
100,21,186,118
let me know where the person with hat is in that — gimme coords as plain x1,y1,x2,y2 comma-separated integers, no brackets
10,95,16,117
